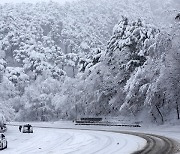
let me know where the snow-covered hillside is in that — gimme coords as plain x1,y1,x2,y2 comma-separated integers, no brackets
0,0,180,124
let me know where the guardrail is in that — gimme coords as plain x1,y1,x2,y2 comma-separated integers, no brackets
75,122,141,127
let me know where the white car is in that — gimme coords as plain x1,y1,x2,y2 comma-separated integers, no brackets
0,134,7,150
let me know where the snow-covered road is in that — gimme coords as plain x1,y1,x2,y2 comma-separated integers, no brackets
1,125,146,154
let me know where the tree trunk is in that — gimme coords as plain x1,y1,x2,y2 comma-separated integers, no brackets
176,101,180,120
62,64,64,70
75,104,78,121
155,105,164,123
56,111,59,119
72,66,75,78
0,72,2,83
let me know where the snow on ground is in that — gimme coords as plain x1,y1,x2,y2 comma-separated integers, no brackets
0,0,78,5
3,121,180,154
1,121,146,154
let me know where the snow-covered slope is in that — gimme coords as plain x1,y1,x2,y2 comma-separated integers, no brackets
0,0,179,124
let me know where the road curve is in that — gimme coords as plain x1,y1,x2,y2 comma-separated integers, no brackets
28,127,180,154
87,129,180,154
6,123,180,154
116,131,180,154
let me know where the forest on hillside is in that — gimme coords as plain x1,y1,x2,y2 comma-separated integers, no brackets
0,0,180,124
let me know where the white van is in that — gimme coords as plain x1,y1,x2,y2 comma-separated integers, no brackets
0,134,7,150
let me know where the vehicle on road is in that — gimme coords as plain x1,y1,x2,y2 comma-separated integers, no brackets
0,134,7,150
0,124,7,133
22,124,33,133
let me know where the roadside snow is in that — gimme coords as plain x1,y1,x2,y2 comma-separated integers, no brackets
2,122,146,154
4,121,180,154
0,0,78,5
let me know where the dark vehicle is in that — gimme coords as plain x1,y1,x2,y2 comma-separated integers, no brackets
0,124,7,133
0,134,7,150
22,124,33,133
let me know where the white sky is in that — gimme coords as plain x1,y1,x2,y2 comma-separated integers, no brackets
0,0,76,4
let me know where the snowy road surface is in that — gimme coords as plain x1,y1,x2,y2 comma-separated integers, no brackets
1,125,146,154
0,0,78,5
